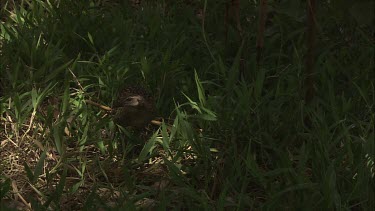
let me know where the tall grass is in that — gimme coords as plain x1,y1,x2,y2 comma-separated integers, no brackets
1,0,373,210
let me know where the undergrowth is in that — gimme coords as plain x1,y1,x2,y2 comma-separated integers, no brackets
0,0,374,210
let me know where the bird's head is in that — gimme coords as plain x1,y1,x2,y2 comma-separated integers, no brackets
123,95,145,107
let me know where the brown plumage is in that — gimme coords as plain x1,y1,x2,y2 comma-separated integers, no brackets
112,86,155,128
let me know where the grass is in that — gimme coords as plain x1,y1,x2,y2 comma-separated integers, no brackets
1,0,374,210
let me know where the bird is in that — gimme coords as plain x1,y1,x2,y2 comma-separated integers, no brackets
112,86,155,128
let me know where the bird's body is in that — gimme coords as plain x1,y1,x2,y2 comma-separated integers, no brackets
112,86,155,128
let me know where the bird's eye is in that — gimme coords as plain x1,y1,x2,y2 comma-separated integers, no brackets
125,98,133,102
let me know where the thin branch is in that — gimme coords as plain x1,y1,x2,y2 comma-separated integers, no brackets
256,0,267,66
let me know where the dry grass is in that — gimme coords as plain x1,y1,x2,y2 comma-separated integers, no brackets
0,108,174,210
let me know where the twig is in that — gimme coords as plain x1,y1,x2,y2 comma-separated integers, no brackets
85,100,112,111
68,68,84,91
12,181,31,210
21,109,36,141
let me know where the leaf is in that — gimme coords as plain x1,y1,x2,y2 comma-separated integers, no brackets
71,181,83,194
161,122,171,154
97,140,106,154
33,151,47,183
182,92,201,113
0,178,11,199
170,116,179,136
24,162,35,182
140,56,150,78
43,166,67,208
138,130,158,161
162,155,185,181
62,79,70,115
194,70,206,106
87,32,94,45
53,123,63,155
45,59,74,82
